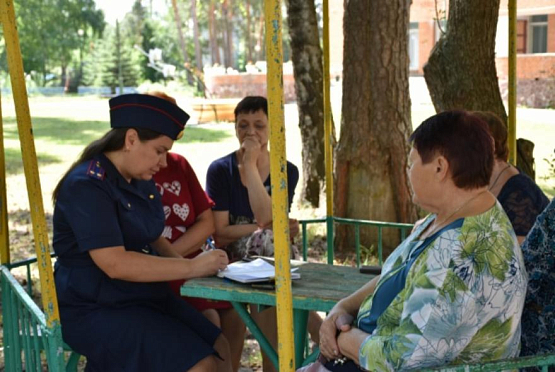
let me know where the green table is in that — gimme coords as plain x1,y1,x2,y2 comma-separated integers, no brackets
181,261,372,369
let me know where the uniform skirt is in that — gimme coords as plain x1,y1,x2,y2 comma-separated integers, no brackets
60,285,221,372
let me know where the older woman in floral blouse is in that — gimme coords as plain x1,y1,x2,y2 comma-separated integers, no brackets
306,111,528,372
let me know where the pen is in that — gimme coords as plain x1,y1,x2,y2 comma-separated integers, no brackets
203,238,217,251
203,238,227,273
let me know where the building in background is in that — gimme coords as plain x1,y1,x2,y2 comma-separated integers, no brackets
329,0,555,107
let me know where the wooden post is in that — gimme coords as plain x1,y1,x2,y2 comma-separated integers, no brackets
323,0,335,264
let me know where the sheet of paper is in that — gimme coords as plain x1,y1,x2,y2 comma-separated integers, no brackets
217,258,300,283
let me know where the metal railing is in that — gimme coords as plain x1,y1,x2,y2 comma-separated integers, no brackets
299,216,414,266
1,265,80,372
427,352,555,371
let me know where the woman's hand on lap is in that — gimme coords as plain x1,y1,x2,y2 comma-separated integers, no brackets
319,312,345,360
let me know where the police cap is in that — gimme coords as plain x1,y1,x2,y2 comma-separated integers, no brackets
109,93,190,140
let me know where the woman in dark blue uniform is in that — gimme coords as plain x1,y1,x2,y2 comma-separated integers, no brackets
52,93,232,372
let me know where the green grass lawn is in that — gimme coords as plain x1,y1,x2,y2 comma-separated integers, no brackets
1,94,553,372
1,95,553,217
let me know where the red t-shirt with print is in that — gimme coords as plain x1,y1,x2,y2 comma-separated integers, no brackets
154,152,230,310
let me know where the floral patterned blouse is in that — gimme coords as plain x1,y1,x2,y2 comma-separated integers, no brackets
357,202,527,371
520,198,555,357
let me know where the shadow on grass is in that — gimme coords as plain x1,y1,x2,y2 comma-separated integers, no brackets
2,117,232,145
3,148,60,175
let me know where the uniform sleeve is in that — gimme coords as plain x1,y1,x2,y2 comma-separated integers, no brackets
206,159,230,212
58,178,124,252
182,157,214,215
287,162,299,209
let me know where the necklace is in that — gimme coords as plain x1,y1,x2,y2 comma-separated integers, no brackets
425,190,487,237
489,163,511,191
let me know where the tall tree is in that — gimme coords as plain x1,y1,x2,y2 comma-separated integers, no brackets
424,0,506,121
191,0,203,71
208,0,221,65
424,0,537,177
221,0,234,67
335,0,417,252
84,24,140,94
285,0,327,207
171,0,190,65
14,0,104,87
245,1,252,63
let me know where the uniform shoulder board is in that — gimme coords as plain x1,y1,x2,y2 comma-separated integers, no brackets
86,160,106,180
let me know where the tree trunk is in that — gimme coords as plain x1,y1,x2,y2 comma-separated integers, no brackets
246,1,252,63
423,0,535,178
423,0,506,121
171,0,194,85
221,0,233,68
191,0,202,71
335,0,416,255
256,14,265,61
171,0,191,67
209,0,221,65
286,0,327,208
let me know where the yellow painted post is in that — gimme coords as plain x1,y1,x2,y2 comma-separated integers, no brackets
508,0,517,165
323,0,333,216
0,92,10,265
323,0,335,265
1,0,60,327
264,0,296,370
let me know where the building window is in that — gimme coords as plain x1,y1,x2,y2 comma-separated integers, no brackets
409,22,419,71
529,15,548,53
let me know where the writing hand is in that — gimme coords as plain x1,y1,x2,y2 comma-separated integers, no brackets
194,249,229,276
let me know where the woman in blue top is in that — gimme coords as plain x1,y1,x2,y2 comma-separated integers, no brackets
206,96,300,262
206,96,325,372
52,94,231,372
520,198,555,357
473,111,549,244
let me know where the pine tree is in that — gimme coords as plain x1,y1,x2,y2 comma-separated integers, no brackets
82,23,140,93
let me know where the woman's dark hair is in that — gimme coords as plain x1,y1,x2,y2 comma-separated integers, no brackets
52,127,161,203
471,111,509,161
234,96,268,121
409,110,494,190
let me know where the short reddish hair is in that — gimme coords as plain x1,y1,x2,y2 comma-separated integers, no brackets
471,111,509,161
147,91,178,106
409,111,494,190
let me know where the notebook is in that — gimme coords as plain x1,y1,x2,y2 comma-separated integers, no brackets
217,258,300,283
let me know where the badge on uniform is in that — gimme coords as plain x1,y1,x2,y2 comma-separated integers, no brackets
86,160,106,180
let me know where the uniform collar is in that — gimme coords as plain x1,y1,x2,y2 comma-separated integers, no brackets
97,153,149,200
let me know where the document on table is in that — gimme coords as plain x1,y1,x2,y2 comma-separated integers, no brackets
217,258,300,283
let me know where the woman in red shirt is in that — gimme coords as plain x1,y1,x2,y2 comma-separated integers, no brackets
151,92,245,372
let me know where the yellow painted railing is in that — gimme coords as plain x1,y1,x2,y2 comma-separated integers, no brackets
508,0,517,164
0,0,60,332
0,92,9,264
